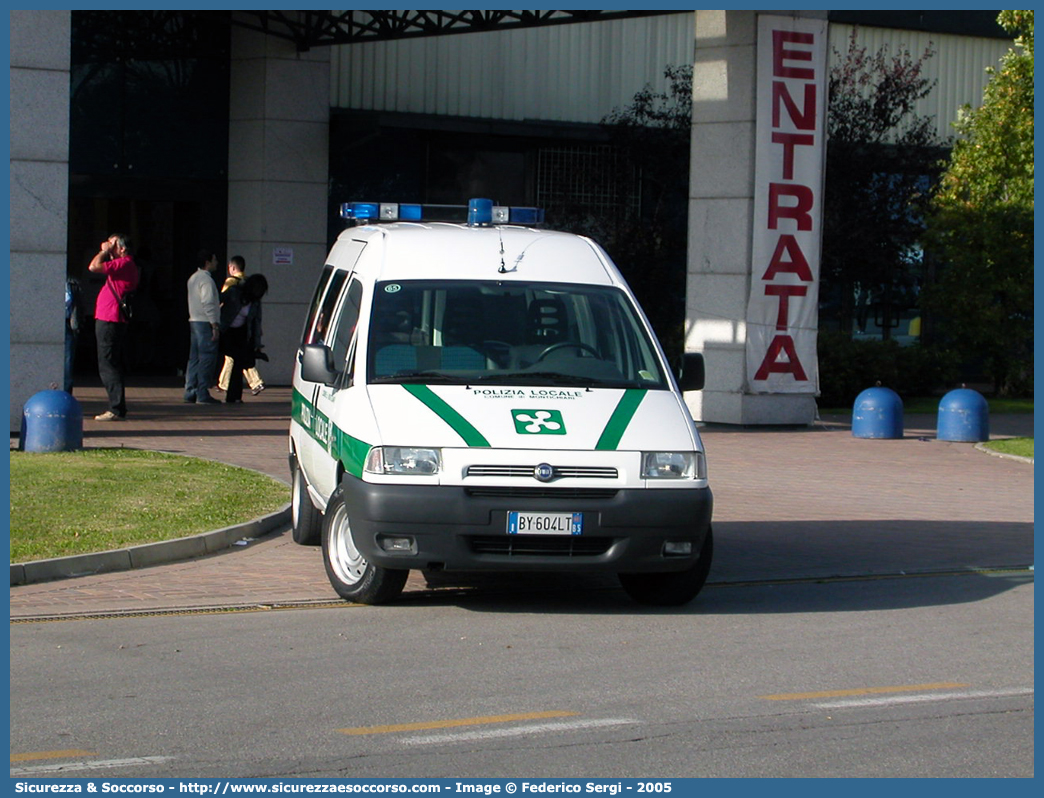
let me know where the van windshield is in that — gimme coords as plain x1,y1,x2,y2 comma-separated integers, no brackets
367,280,668,389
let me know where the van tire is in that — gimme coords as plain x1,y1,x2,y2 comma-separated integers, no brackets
321,483,408,604
618,527,713,607
291,457,322,545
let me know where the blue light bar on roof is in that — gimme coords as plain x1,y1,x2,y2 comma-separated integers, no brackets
340,199,545,226
507,206,545,225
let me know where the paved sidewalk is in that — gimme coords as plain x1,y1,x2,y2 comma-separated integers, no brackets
9,381,1034,619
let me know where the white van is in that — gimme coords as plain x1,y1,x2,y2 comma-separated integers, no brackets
289,199,712,606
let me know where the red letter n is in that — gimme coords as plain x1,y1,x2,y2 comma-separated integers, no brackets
772,82,817,130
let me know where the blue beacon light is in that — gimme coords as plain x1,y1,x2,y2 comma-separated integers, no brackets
467,198,494,226
340,202,379,221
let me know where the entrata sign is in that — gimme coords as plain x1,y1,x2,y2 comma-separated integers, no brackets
746,15,827,394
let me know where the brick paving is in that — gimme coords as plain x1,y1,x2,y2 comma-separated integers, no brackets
9,380,1034,619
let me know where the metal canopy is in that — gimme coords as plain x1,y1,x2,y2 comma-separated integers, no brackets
232,10,680,51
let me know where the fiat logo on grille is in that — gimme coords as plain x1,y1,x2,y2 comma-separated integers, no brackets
534,463,554,482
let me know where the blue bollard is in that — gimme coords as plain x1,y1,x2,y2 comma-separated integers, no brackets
852,386,904,439
20,390,83,452
937,388,989,442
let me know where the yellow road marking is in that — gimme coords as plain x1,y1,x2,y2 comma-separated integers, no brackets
338,710,579,736
11,750,97,763
760,682,971,701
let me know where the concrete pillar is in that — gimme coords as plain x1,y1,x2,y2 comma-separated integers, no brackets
227,17,330,385
9,10,71,432
684,10,821,425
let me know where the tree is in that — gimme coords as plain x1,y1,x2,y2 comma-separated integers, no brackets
924,11,1034,395
551,65,693,364
820,30,944,340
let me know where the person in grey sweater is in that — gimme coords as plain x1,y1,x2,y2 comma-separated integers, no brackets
184,249,221,404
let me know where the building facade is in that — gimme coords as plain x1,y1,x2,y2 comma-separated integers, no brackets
8,10,1011,430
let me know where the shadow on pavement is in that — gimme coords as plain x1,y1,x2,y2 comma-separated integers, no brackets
404,568,1030,616
711,519,1032,582
397,516,1032,615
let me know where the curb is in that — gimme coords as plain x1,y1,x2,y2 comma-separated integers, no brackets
10,504,291,587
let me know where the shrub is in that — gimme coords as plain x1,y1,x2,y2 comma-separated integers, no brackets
816,332,958,408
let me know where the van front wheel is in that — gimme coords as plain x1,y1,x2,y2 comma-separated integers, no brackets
321,484,408,604
618,527,713,607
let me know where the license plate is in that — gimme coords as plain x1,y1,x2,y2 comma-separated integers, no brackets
507,511,583,535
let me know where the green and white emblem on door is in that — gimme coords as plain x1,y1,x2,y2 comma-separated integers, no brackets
512,409,566,435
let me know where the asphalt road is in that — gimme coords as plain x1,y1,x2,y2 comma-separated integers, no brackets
10,570,1034,778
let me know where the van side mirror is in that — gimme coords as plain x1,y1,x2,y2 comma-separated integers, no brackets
300,344,341,387
676,352,705,392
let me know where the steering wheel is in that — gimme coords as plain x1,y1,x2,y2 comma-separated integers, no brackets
536,341,600,362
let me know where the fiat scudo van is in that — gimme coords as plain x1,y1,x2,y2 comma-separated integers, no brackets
289,199,712,606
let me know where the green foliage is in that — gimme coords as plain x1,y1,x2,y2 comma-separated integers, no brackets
551,65,693,366
9,449,289,562
821,30,944,338
816,331,958,408
924,11,1034,396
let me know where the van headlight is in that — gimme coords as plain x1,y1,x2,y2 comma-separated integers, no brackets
364,447,441,475
641,452,705,480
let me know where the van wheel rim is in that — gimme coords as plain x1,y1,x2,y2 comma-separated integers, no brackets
328,503,366,585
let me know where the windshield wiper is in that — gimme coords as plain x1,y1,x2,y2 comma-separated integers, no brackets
470,372,641,388
369,371,462,385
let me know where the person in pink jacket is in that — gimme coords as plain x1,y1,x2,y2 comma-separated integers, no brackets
88,233,139,421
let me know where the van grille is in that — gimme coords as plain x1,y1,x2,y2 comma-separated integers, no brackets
469,536,613,557
466,465,618,480
465,487,617,500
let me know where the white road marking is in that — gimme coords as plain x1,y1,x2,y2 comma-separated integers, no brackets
402,717,639,746
812,687,1034,710
10,755,174,776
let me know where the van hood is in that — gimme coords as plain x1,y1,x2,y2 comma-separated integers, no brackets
367,384,700,452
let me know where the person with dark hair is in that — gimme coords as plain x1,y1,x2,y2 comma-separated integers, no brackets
217,256,265,395
184,249,221,405
219,273,269,404
88,233,138,420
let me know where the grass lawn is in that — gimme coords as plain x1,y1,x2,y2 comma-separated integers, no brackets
982,438,1034,459
10,449,289,563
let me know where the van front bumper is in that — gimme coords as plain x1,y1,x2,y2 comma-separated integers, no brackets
341,475,712,574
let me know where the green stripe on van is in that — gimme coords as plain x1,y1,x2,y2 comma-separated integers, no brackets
403,384,491,447
292,388,371,478
333,427,371,478
596,389,647,450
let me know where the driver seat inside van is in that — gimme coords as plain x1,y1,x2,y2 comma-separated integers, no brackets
513,296,567,368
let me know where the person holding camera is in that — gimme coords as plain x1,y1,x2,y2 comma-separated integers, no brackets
88,233,138,421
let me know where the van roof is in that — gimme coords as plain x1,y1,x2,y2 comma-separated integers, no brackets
335,222,622,286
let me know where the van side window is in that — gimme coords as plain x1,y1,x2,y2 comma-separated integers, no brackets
300,265,333,345
329,279,363,384
309,271,348,346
